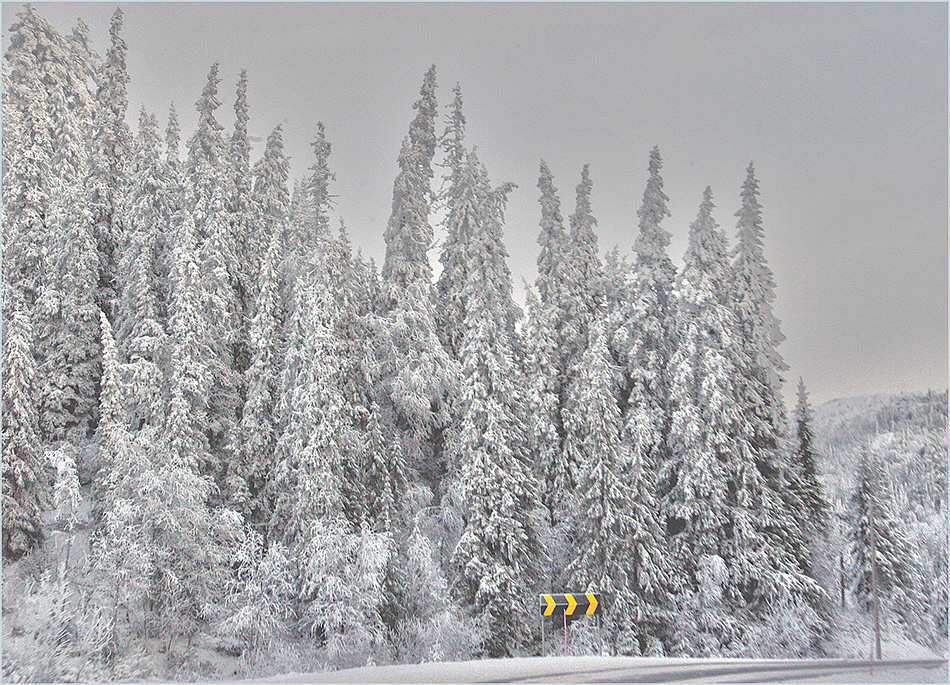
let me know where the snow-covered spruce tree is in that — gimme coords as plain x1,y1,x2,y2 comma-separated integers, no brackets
238,228,285,525
187,63,227,235
609,147,675,493
34,179,102,443
436,83,475,360
663,188,743,651
2,286,45,560
157,102,182,323
559,165,606,522
198,177,241,472
372,71,458,522
535,160,571,312
729,164,810,559
307,121,336,241
381,65,438,310
529,161,576,526
601,245,634,343
269,280,351,546
731,164,788,464
792,378,829,536
563,164,604,363
450,148,542,657
566,322,671,655
361,401,407,534
114,109,172,431
365,281,458,510
2,50,55,309
850,446,932,643
3,5,94,307
664,188,824,654
165,197,214,474
227,70,258,377
87,8,132,321
252,123,304,344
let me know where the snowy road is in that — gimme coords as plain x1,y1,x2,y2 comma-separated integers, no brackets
260,655,948,683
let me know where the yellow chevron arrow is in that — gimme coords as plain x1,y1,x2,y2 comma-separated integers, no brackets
543,595,556,616
565,594,578,615
586,593,598,615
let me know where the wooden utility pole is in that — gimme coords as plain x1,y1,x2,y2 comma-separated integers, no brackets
869,504,882,661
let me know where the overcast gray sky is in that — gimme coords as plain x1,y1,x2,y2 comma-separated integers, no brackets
5,1,947,405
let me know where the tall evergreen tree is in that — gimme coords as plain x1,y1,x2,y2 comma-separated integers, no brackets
560,165,606,524
87,8,132,320
731,163,788,444
449,149,541,657
850,446,931,639
2,5,95,304
166,200,214,474
115,109,172,429
436,84,475,359
382,65,438,308
186,63,227,242
238,218,287,525
529,161,575,523
566,322,670,654
563,164,604,360
792,378,828,535
665,189,823,652
228,69,257,377
270,281,351,546
35,179,101,442
2,286,45,559
609,147,675,485
664,187,739,555
307,121,336,242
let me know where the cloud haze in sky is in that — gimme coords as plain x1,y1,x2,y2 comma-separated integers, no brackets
4,1,947,404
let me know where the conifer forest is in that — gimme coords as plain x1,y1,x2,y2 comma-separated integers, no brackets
1,5,946,681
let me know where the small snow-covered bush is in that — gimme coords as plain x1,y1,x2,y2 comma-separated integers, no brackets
729,595,822,658
299,519,392,669
218,530,295,659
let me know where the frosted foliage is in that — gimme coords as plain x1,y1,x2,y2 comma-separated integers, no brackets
95,422,242,647
271,283,352,542
449,147,540,658
299,519,392,668
48,445,82,534
219,530,295,657
383,66,438,305
369,281,458,439
634,146,673,271
2,292,45,559
396,526,482,663
850,447,933,644
566,323,670,650
608,147,675,488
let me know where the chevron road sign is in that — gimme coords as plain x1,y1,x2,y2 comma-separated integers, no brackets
539,593,603,616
